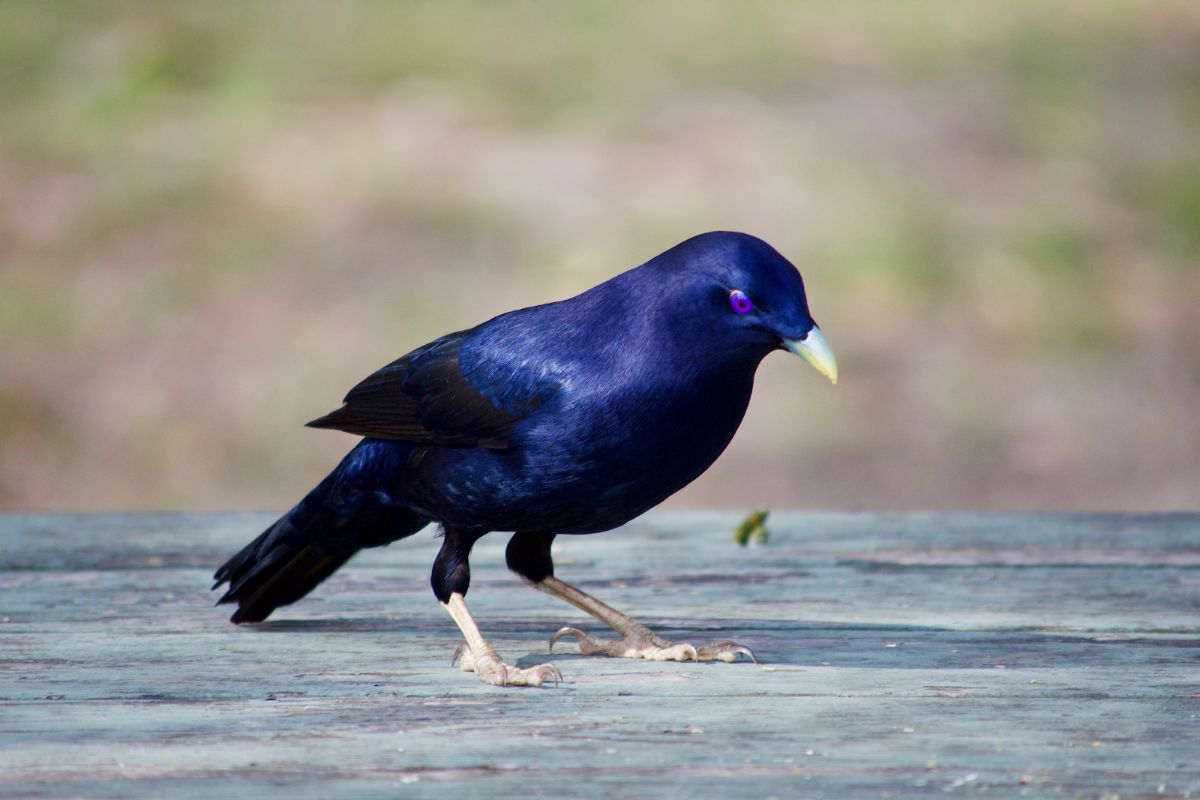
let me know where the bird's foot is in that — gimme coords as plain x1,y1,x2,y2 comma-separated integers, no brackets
549,624,756,663
451,643,563,687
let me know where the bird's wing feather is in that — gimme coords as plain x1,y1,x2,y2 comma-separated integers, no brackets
305,331,545,449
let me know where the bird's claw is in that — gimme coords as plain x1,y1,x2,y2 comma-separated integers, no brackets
536,664,564,685
451,643,562,687
451,642,470,668
550,626,755,663
697,640,758,664
549,626,632,658
549,626,590,650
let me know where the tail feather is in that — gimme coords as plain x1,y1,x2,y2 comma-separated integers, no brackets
213,441,430,623
214,507,427,623
217,524,354,623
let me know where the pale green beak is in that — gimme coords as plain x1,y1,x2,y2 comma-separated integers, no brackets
784,326,838,385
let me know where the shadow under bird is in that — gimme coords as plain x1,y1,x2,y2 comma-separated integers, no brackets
213,231,837,686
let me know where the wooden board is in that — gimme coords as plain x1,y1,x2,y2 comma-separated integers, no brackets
1,511,1198,798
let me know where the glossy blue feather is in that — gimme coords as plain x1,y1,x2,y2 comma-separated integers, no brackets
215,231,823,617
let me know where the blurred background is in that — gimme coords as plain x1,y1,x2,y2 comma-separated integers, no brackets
2,1,1198,512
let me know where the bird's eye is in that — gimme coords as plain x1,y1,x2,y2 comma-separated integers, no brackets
729,289,753,315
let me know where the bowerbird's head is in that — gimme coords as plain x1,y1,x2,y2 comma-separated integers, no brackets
636,231,838,384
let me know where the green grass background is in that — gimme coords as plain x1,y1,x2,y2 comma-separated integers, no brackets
2,1,1197,511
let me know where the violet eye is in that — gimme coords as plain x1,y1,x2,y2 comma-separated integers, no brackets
729,289,753,314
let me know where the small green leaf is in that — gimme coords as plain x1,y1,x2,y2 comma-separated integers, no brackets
734,508,770,547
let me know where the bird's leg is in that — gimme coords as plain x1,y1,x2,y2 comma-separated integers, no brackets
506,531,754,664
440,592,561,687
433,528,560,687
529,575,756,664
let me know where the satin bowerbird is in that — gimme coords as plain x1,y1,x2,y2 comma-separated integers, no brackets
214,231,837,686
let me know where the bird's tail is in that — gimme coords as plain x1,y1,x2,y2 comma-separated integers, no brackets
213,514,354,624
213,440,429,624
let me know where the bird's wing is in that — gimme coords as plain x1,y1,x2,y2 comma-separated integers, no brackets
305,331,547,449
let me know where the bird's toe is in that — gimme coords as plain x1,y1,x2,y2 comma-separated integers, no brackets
503,662,562,687
453,644,560,687
647,643,698,662
550,626,624,657
532,663,564,685
697,640,758,664
470,655,509,686
551,627,756,665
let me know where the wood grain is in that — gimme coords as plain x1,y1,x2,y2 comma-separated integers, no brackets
1,511,1198,798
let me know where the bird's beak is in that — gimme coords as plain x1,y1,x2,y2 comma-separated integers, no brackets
784,326,838,385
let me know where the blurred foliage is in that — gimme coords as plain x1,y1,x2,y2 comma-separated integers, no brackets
733,509,770,547
1,1,1197,510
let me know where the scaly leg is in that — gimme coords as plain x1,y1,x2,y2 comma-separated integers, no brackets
434,530,560,687
529,575,756,664
442,592,562,687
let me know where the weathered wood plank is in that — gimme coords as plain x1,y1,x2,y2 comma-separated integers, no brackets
1,512,1198,799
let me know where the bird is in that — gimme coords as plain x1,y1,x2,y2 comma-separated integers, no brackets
213,231,837,687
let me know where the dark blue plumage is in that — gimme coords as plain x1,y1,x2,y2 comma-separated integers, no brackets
214,231,836,683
